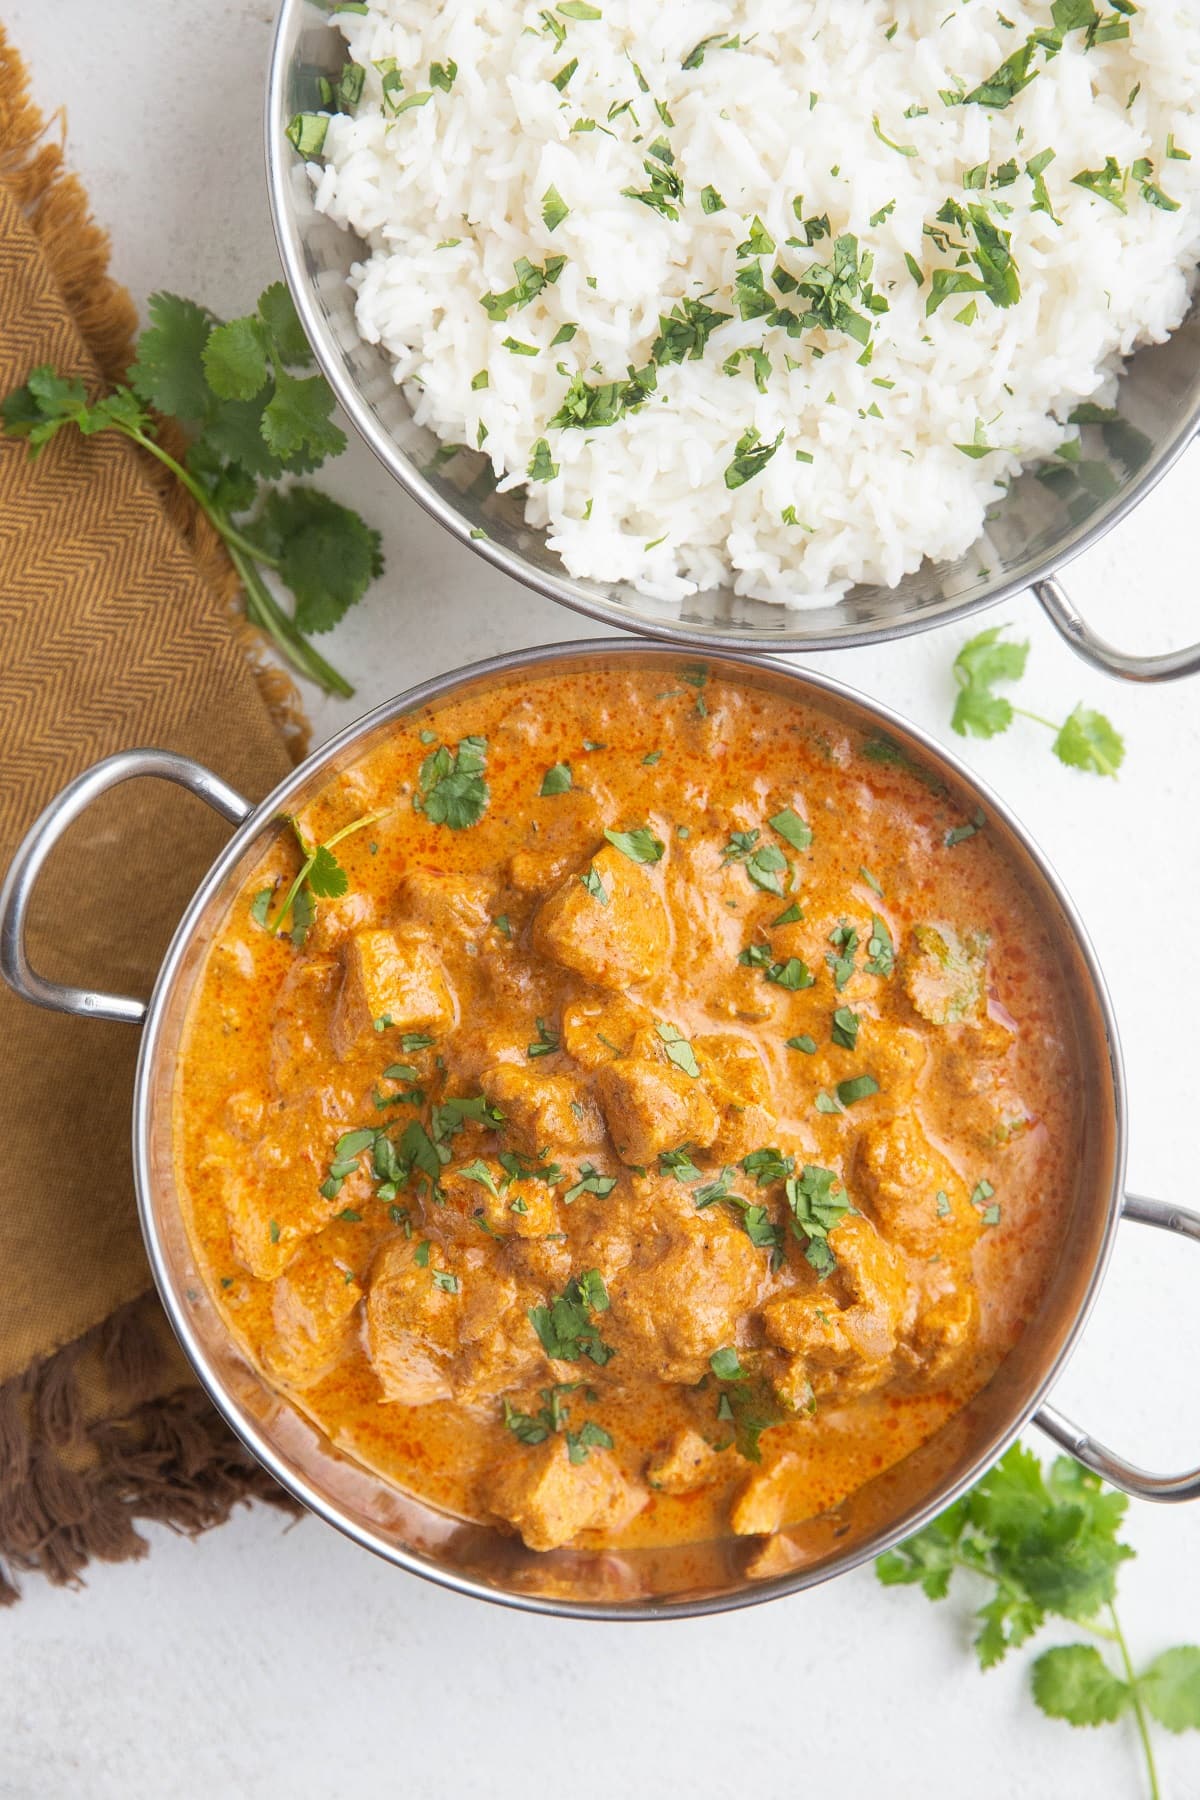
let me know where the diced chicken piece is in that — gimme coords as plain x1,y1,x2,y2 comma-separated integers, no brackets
483,1440,645,1552
829,1214,912,1363
510,846,584,895
932,1046,1032,1151
224,1089,265,1141
269,955,341,1090
263,1242,362,1387
646,1427,727,1495
330,927,456,1060
561,995,654,1070
860,1023,928,1108
480,1064,606,1158
730,1453,804,1536
696,1033,778,1162
854,1116,984,1258
365,1236,461,1405
595,1058,720,1166
453,1254,542,1404
605,1207,763,1383
532,844,669,990
305,887,378,954
440,1159,560,1238
222,1142,347,1282
902,922,989,1026
762,1215,909,1402
795,904,897,1004
910,1284,979,1382
396,868,492,940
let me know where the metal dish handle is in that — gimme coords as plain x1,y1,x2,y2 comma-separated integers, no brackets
1035,1193,1200,1501
0,749,253,1026
1034,577,1200,683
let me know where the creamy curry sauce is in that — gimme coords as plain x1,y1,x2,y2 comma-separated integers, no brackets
176,665,1085,1563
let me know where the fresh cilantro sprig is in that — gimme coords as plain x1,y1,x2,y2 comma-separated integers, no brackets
1,284,382,697
253,807,385,944
877,1444,1200,1798
951,626,1125,776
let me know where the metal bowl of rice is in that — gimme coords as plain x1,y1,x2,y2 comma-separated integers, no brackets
267,0,1200,680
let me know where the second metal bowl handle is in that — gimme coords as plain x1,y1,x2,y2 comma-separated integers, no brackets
0,749,253,1026
1034,576,1200,683
1034,1194,1200,1501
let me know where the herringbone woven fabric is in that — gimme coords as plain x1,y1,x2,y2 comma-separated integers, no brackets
0,28,301,1600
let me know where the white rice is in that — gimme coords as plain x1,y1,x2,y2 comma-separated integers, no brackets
310,0,1200,606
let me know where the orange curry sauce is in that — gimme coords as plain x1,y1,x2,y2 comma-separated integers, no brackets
176,663,1083,1561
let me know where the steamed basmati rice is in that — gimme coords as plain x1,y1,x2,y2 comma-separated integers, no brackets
309,0,1200,606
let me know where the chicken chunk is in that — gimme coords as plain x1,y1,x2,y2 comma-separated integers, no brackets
762,1215,909,1401
605,1207,763,1384
480,1064,606,1158
695,1033,777,1162
330,927,456,1060
483,1441,644,1552
730,1453,804,1537
269,955,341,1091
561,995,654,1070
440,1159,560,1238
264,1243,362,1387
396,868,492,941
366,1236,461,1405
595,1057,720,1166
222,1131,347,1281
854,1115,984,1259
532,844,669,990
910,1284,979,1382
646,1427,727,1496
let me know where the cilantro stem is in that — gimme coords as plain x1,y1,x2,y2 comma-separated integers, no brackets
121,419,355,698
1011,704,1060,732
267,808,386,934
1107,1603,1160,1800
120,424,280,568
226,541,354,698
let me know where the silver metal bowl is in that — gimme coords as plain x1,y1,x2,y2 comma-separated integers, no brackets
3,643,1198,1620
266,0,1200,681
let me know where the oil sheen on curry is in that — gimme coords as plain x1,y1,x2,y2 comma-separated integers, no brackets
177,664,1083,1565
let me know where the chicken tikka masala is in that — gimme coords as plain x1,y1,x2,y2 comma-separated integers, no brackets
177,662,1084,1562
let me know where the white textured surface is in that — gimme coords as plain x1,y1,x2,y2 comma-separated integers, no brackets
3,5,1200,1797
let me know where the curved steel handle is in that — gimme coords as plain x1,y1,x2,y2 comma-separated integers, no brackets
0,749,253,1026
1035,1194,1200,1502
1034,575,1200,683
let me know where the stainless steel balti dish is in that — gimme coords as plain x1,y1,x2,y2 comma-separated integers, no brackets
266,0,1200,682
3,643,1198,1621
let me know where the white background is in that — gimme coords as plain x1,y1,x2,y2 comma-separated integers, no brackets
3,4,1200,1796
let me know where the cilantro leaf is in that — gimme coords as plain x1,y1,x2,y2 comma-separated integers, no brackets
202,315,270,402
1140,1646,1200,1732
128,292,216,419
256,280,316,367
1031,1645,1130,1726
244,486,383,634
305,843,349,900
417,736,489,830
260,368,347,467
951,626,1028,739
1053,706,1125,778
603,825,665,863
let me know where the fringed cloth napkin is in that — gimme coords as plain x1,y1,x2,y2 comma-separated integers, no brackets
0,29,307,1601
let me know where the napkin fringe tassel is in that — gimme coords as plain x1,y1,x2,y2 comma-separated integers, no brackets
0,1296,300,1606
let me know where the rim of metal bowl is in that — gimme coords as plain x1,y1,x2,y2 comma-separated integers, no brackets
132,639,1129,1620
263,0,1200,655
